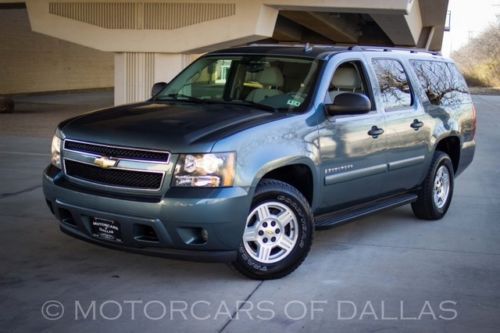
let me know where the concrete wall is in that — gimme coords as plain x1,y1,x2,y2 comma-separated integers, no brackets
0,8,113,94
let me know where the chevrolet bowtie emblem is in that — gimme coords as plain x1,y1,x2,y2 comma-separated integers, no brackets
94,156,118,169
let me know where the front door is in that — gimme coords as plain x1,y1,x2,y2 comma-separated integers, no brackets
318,56,387,211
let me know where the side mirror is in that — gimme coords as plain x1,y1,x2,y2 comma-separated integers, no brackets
151,82,168,97
326,93,371,116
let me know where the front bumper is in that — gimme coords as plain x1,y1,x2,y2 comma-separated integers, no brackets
43,166,252,262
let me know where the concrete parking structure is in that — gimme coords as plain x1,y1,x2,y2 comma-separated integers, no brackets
1,0,449,105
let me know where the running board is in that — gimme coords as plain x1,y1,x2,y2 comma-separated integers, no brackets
314,194,418,229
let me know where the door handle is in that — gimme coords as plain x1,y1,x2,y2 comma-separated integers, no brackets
410,119,424,130
368,126,384,139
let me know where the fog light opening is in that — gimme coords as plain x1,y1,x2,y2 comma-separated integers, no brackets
59,208,76,226
177,227,208,245
134,224,159,243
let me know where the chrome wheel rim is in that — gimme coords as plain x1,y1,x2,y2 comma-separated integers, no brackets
433,165,451,209
243,201,299,264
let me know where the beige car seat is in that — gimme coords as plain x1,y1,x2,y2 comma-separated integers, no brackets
246,66,284,103
329,66,362,102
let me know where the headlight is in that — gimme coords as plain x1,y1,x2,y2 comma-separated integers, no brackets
50,129,62,168
173,153,236,187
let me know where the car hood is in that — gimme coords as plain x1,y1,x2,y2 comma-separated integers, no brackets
60,102,286,153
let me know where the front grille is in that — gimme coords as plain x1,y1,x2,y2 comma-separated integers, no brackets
64,140,170,162
65,160,163,190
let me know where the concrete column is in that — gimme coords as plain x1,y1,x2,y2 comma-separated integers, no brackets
114,53,192,106
371,0,423,46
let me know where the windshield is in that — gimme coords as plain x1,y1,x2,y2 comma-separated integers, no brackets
155,55,320,112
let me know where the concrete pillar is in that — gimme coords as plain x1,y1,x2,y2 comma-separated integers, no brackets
372,0,423,47
114,53,191,106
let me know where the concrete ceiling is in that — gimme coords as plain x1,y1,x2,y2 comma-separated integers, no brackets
271,0,449,50
2,0,449,52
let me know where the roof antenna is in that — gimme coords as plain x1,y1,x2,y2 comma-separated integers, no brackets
304,42,313,53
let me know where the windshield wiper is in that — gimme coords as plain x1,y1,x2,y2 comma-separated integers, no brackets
158,93,208,103
225,100,277,112
156,95,276,112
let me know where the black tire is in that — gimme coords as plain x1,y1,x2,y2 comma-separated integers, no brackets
0,97,15,114
233,179,314,279
412,151,454,220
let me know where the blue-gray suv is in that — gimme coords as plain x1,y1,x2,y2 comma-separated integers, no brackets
43,45,476,279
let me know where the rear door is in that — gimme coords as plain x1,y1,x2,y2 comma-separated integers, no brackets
367,56,430,193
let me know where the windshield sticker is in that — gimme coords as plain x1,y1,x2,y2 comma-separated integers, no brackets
286,99,302,107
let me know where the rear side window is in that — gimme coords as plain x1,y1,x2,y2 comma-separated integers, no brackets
372,59,412,111
410,60,472,106
446,63,472,105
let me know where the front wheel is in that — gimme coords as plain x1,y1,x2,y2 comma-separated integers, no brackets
412,151,455,220
233,179,313,279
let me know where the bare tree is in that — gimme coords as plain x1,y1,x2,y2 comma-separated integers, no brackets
452,24,500,87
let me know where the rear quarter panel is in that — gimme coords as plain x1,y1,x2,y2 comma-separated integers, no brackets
404,55,476,177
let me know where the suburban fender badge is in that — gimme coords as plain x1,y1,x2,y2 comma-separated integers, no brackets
94,156,118,169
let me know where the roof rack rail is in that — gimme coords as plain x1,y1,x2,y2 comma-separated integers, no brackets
247,42,308,48
304,42,313,53
345,45,441,56
244,42,441,56
247,42,329,53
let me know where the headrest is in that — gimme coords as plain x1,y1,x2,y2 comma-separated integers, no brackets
331,67,361,90
256,66,284,88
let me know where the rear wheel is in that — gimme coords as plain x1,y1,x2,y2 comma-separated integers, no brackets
412,151,454,220
233,179,313,279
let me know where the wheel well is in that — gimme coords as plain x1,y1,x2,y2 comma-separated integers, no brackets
261,164,313,205
435,136,460,172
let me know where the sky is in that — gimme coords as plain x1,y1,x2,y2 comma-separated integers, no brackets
442,0,500,56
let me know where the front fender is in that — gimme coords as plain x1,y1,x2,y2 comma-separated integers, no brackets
211,114,321,207
251,156,319,189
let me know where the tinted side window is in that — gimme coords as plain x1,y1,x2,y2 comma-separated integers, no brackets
372,59,412,111
410,60,471,106
446,63,472,105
